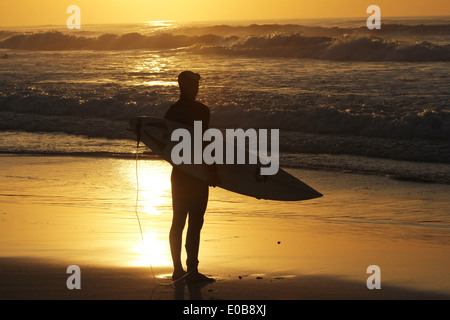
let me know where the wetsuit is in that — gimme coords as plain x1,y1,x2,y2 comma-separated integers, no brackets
164,97,210,272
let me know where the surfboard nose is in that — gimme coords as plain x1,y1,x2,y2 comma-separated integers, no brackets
308,185,323,199
314,190,324,198
301,188,323,200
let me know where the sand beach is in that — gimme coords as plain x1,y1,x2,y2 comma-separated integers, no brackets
1,155,449,300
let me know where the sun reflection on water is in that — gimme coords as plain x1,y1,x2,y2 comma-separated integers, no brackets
129,54,178,87
146,20,174,28
142,80,178,86
131,231,172,267
133,55,167,73
122,159,174,267
136,163,171,215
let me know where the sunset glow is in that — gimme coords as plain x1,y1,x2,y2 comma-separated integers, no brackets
0,0,448,26
1,0,449,303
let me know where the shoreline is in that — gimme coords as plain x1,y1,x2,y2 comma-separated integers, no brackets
1,148,449,186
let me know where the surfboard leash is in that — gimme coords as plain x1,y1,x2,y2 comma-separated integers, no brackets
135,138,166,287
134,130,192,294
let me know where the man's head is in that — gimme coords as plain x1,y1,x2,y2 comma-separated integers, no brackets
178,71,200,100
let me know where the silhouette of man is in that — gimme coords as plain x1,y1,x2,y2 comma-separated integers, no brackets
164,71,218,282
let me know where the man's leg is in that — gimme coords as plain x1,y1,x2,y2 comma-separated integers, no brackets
170,204,188,279
170,176,189,280
185,185,214,282
185,207,205,272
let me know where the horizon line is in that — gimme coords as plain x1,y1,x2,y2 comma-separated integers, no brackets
1,15,449,28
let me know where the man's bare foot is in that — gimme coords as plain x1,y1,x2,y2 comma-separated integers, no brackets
172,269,187,282
186,270,215,283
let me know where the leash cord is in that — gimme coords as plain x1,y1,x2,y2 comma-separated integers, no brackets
135,141,167,287
134,138,191,292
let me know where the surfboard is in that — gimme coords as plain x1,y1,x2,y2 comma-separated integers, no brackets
129,116,322,201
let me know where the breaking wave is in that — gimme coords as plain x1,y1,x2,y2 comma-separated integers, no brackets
192,34,450,61
1,91,448,141
1,23,450,61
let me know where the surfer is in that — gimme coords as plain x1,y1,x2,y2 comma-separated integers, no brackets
164,71,218,282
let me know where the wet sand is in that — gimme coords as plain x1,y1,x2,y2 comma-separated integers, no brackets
1,256,449,300
1,155,449,300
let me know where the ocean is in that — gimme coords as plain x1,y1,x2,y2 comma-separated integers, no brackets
0,17,449,184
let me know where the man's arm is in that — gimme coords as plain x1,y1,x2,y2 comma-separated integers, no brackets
202,105,220,187
163,104,176,122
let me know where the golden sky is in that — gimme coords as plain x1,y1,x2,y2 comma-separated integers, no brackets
0,0,448,26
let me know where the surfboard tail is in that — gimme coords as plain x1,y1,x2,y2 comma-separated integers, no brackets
129,117,142,137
